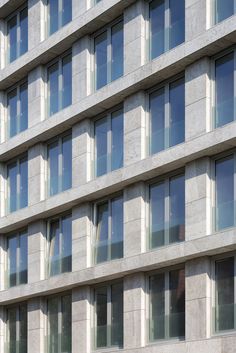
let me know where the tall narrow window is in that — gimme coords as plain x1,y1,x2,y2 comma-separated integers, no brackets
149,0,185,60
215,52,234,128
149,173,185,249
94,195,123,264
214,257,235,332
149,268,185,341
150,77,185,155
47,293,71,353
7,155,28,213
47,0,72,36
48,133,72,197
7,6,28,63
7,230,28,288
47,214,72,277
94,19,123,90
94,282,123,349
95,108,123,177
215,155,234,230
48,53,72,116
215,0,235,23
7,81,28,138
7,303,27,353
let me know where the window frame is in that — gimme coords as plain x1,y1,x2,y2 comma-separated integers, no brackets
146,169,185,250
92,16,123,91
46,130,72,197
146,73,185,156
6,3,28,64
46,0,72,37
6,302,28,353
213,0,236,25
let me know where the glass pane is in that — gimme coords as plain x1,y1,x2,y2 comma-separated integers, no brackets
150,182,165,248
49,0,59,35
215,258,234,331
216,0,234,23
48,297,59,353
111,109,123,171
19,304,27,353
215,156,234,230
48,141,59,196
150,88,165,154
48,63,59,116
61,295,72,352
169,0,185,50
95,287,107,348
95,117,108,177
61,215,72,273
62,54,72,109
169,174,185,243
8,89,17,138
62,0,72,27
19,232,28,284
111,282,123,347
49,220,60,276
95,32,107,90
111,21,123,81
150,0,165,60
215,53,234,128
62,135,72,191
169,78,185,147
19,157,28,209
8,236,17,287
95,202,109,263
169,269,185,338
8,307,17,353
20,83,28,133
8,162,17,213
8,16,17,63
149,273,165,340
111,197,123,260
20,8,28,56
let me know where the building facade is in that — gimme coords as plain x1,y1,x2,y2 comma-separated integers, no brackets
0,0,235,352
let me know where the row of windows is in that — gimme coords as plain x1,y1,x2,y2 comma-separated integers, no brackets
5,256,236,353
5,0,235,65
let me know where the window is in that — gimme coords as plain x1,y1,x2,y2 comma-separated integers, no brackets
48,53,72,117
7,6,28,63
94,19,123,90
149,173,185,249
214,256,236,332
7,230,27,288
47,0,72,36
93,282,123,349
149,77,185,155
47,214,72,277
47,133,72,197
215,0,235,23
7,155,28,213
93,195,123,264
149,0,185,60
47,293,71,353
6,303,27,353
149,267,185,341
7,81,28,139
214,52,234,128
214,155,235,231
94,108,123,177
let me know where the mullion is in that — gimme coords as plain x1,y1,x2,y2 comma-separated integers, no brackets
165,0,170,52
59,217,63,274
164,271,170,339
234,255,236,329
58,297,62,353
108,200,112,261
107,114,112,173
107,285,111,347
16,85,20,136
107,28,111,85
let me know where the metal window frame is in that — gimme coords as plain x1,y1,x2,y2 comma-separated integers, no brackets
46,50,72,117
46,0,70,37
6,3,28,63
213,0,236,25
92,16,123,91
47,130,72,197
147,73,185,156
147,170,185,250
6,302,28,353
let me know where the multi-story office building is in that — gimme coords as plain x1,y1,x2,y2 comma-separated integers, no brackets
0,0,236,352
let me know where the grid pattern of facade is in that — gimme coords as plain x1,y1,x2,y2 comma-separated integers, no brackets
0,1,236,353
